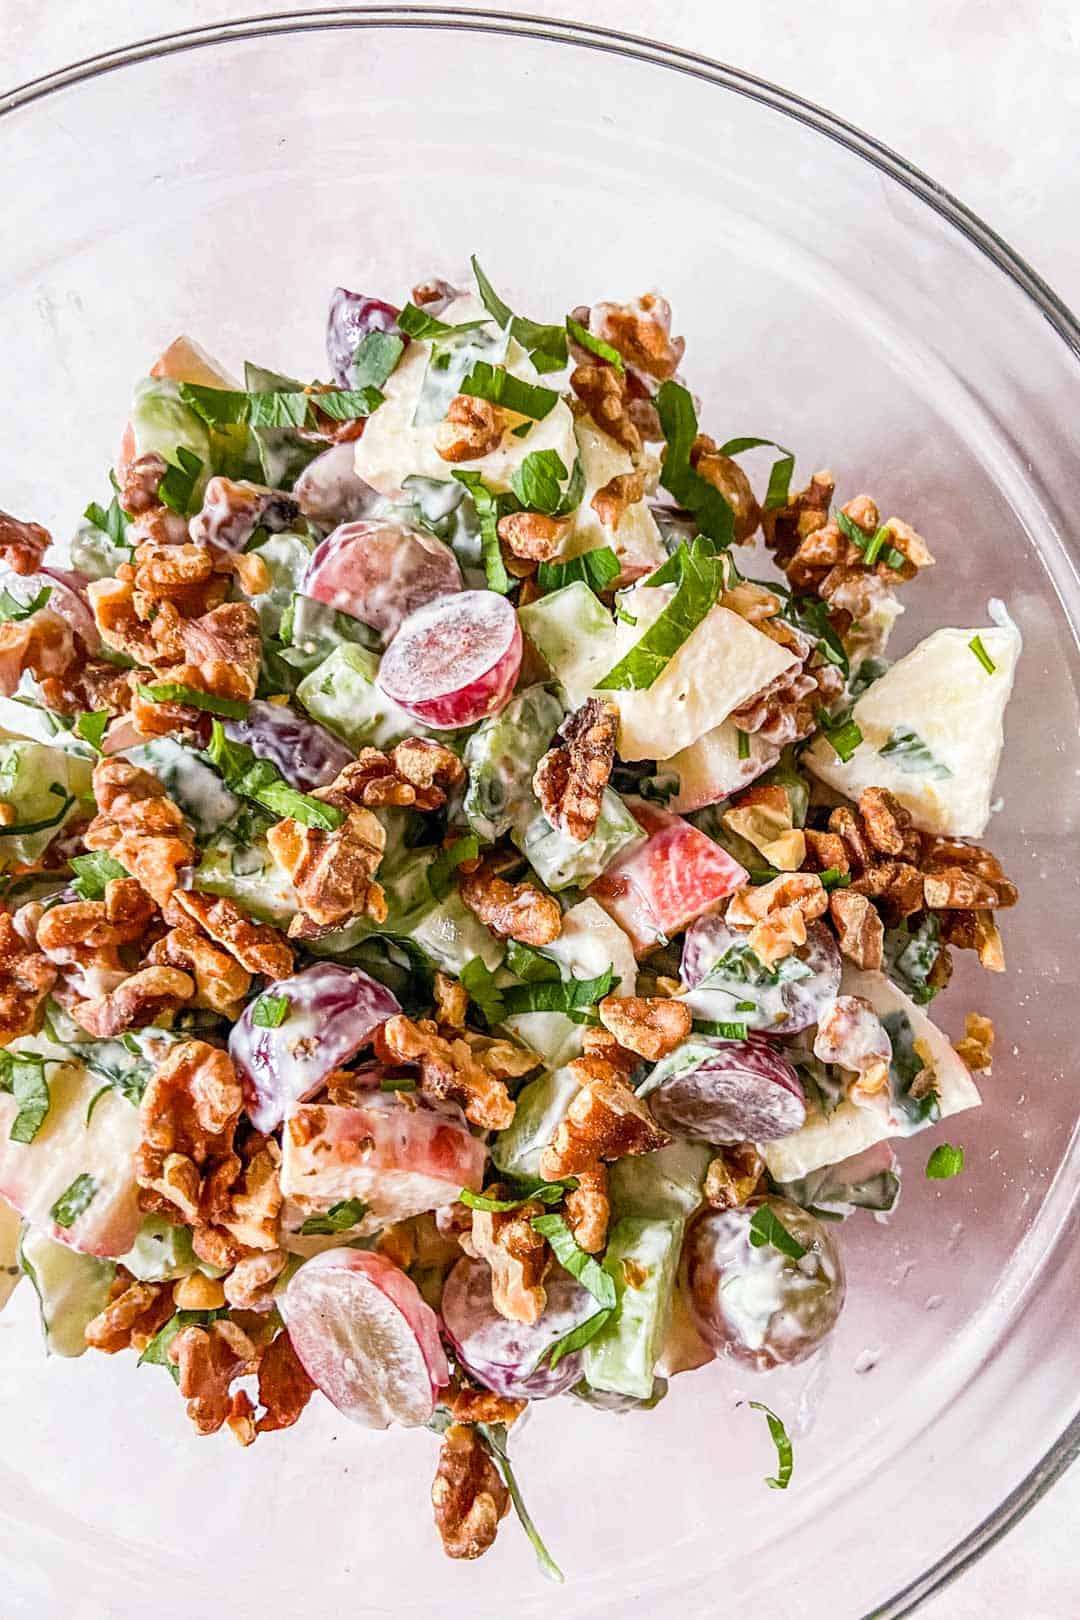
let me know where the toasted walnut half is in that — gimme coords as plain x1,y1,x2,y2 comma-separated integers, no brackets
167,890,294,979
540,1055,670,1179
432,1423,511,1561
458,861,561,947
461,1191,550,1324
597,994,692,1061
726,871,828,966
533,697,618,845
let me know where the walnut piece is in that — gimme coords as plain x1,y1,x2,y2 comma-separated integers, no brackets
591,470,646,532
829,889,884,970
167,890,294,979
813,995,892,1100
597,994,692,1061
563,1162,610,1253
460,1191,550,1323
268,763,387,933
432,1423,510,1561
586,294,685,381
256,1328,316,1433
0,610,77,698
722,783,806,873
532,697,618,844
223,1247,288,1311
84,758,196,909
84,1275,174,1354
954,1011,994,1073
0,913,57,1043
0,508,51,575
147,925,249,1016
726,871,828,965
458,860,562,946
570,362,641,458
447,1385,526,1428
434,395,505,463
375,1015,516,1131
539,1054,670,1178
331,740,465,812
433,970,469,1031
168,1318,256,1436
136,1039,244,1231
75,964,195,1038
496,510,571,562
704,1144,765,1210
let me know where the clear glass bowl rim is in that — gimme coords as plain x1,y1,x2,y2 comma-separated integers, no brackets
2,10,1078,1617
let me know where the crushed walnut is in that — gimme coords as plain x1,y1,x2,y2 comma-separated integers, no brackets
458,858,562,947
135,1038,244,1237
168,1318,257,1436
726,871,828,966
539,1054,670,1179
432,1423,510,1561
532,697,618,844
460,1189,550,1323
167,890,295,979
447,1385,526,1428
496,509,571,563
580,294,685,382
255,1328,316,1433
597,994,692,1061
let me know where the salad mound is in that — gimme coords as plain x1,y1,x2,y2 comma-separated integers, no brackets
0,265,1019,1575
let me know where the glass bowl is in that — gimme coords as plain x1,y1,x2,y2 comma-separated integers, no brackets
1,13,1078,1619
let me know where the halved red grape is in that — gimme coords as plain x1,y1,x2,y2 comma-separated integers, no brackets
294,444,381,528
303,519,462,642
229,963,400,1132
281,1248,448,1427
377,591,522,729
9,568,101,652
680,916,841,1034
223,699,353,791
648,1036,806,1143
441,1255,597,1400
680,1197,845,1369
326,289,400,387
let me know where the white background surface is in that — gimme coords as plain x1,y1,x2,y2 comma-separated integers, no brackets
5,3,1079,1616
